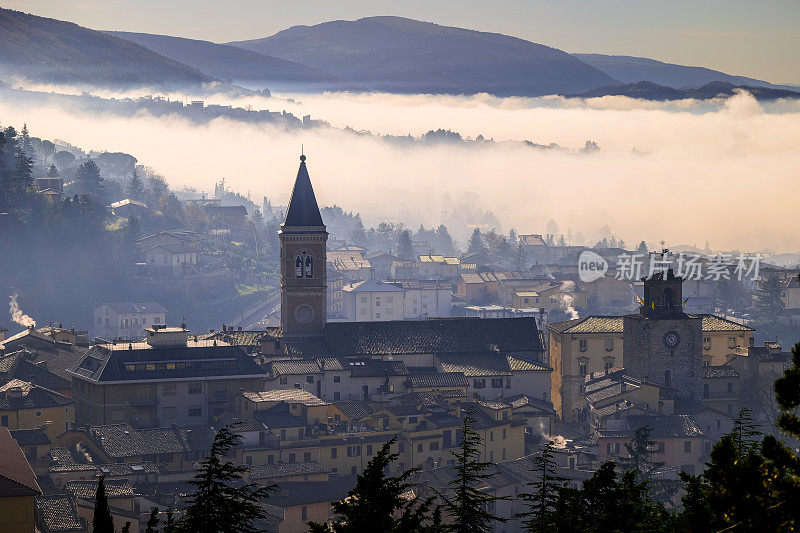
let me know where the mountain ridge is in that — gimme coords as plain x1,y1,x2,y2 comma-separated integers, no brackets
0,7,212,88
227,16,618,97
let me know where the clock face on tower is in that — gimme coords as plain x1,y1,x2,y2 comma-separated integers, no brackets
664,331,680,348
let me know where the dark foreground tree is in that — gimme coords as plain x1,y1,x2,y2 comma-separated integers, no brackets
553,461,669,532
397,229,415,260
145,507,159,533
309,437,441,532
179,425,273,533
440,408,507,532
678,409,791,531
517,442,568,532
93,474,115,533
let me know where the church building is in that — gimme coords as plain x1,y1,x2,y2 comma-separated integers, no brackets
262,156,547,367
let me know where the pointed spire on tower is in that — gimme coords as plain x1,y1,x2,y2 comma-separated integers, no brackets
283,154,324,227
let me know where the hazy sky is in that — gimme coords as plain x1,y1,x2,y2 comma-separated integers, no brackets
11,0,800,84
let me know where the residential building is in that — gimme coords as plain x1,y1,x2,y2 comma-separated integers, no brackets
342,280,404,322
0,426,41,533
417,255,460,280
93,302,167,340
0,380,75,440
69,326,266,427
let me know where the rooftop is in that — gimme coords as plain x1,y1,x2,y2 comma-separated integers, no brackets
282,155,325,228
0,427,41,497
65,478,134,501
242,389,327,406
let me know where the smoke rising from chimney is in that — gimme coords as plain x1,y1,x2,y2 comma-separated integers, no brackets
9,294,36,328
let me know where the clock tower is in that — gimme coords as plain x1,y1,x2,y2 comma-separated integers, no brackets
279,155,327,338
623,267,702,400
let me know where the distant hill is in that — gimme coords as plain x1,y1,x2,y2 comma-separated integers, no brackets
227,16,617,96
573,54,792,90
572,80,800,101
106,31,359,92
0,8,211,87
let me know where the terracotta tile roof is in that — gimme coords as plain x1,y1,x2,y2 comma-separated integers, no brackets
549,316,624,334
406,372,468,389
268,477,356,508
65,478,134,500
333,401,375,421
242,389,327,406
695,314,755,332
253,404,305,429
10,428,51,447
0,427,41,497
702,365,739,378
85,424,195,458
248,461,328,481
0,379,74,411
36,494,85,532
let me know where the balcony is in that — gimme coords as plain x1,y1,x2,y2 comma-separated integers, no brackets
130,395,157,406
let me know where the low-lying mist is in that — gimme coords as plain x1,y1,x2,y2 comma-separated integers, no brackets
1,85,798,252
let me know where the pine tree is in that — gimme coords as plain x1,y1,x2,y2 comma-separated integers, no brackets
518,442,568,532
440,408,507,532
121,522,131,533
618,425,680,505
179,425,273,533
678,408,789,531
93,474,115,533
636,241,648,254
163,507,178,533
127,167,144,200
397,229,415,260
467,229,487,263
350,215,367,246
47,164,59,177
145,507,160,533
309,438,440,532
436,224,456,256
76,159,105,200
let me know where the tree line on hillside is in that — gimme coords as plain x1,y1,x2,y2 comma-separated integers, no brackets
94,343,800,532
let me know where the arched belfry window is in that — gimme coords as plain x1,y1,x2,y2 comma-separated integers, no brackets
663,288,675,310
295,250,313,278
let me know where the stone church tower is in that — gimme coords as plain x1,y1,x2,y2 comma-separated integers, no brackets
279,155,327,337
623,268,702,400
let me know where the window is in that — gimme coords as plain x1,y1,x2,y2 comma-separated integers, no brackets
163,384,176,396
347,446,361,457
474,379,486,389
490,450,494,461
304,452,311,462
361,296,367,304
289,453,296,463
727,382,733,393
490,431,494,442
301,506,307,521
268,455,274,465
703,337,711,350
367,445,373,455
376,313,380,319
280,377,288,385
162,407,176,418
2,415,9,426
579,362,587,376
280,429,286,440
728,336,737,349
664,370,671,385
351,466,357,475
417,443,423,453
703,383,709,398
333,375,341,383
491,378,503,389
409,416,418,423
658,441,665,453
502,428,507,439
502,448,507,460
386,297,393,303
306,376,314,384
188,383,202,394
681,464,696,475
605,338,614,352
375,298,381,307
684,441,692,453
333,392,341,400
331,448,338,458
506,378,511,389
245,456,252,465
430,442,439,451
579,339,587,352
188,407,202,417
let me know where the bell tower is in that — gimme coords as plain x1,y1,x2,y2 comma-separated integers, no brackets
279,155,327,337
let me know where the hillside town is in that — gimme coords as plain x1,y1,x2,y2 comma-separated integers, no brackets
0,154,797,532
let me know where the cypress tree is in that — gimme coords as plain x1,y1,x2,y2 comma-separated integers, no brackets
145,507,160,533
92,474,115,533
179,424,273,533
127,167,144,200
619,425,680,505
397,229,415,260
